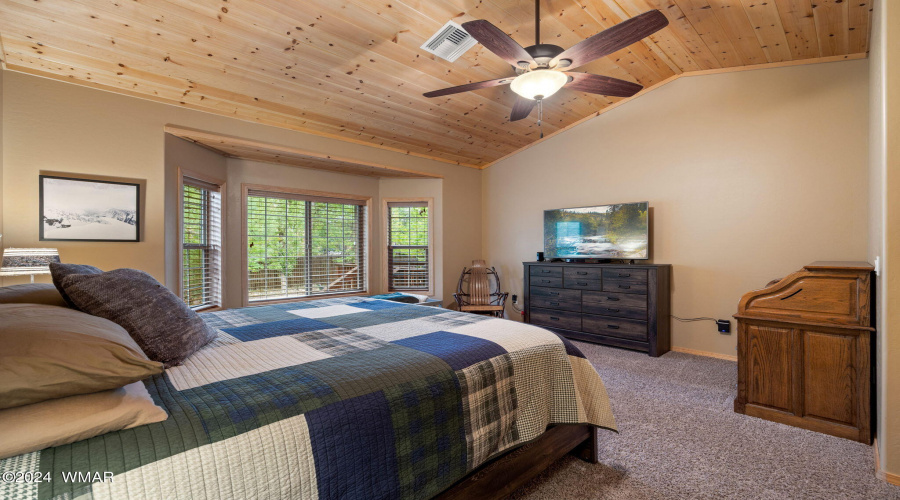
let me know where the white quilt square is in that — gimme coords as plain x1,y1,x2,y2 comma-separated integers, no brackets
287,304,369,319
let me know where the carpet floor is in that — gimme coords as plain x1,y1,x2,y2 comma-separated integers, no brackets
511,342,900,500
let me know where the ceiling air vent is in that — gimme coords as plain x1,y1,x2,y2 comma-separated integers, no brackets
420,21,477,62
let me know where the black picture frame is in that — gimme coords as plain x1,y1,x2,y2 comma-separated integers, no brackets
39,175,141,242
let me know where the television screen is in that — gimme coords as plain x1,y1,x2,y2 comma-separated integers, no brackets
544,202,649,259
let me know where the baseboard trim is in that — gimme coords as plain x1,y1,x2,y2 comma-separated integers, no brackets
874,438,900,485
670,346,737,362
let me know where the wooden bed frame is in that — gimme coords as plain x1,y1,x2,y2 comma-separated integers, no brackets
437,424,599,499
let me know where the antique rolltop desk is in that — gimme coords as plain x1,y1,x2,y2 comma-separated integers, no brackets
733,261,874,443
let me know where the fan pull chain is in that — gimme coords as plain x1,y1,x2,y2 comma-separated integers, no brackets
538,98,544,138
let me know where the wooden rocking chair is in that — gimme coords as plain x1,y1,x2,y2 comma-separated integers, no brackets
453,260,508,318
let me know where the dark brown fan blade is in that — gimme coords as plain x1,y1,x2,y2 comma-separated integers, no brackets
423,77,515,98
462,20,534,67
551,10,668,70
564,73,643,98
510,97,536,122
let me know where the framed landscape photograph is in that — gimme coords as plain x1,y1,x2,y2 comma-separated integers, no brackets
39,175,141,242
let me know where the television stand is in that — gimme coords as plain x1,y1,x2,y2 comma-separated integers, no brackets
523,261,671,356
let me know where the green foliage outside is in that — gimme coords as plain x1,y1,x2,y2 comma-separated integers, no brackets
389,206,429,290
182,185,209,307
247,197,364,299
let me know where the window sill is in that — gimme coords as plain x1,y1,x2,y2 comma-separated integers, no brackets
244,291,369,307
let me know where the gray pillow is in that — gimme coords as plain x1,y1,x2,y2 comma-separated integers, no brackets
0,283,68,307
59,269,217,368
50,263,102,308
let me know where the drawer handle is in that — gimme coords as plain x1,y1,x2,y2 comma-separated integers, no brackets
550,302,560,306
618,285,631,289
607,308,620,313
577,271,588,275
550,316,560,321
549,292,559,296
607,325,620,329
577,282,588,286
780,288,803,300
606,297,620,301
541,269,552,273
618,273,631,278
542,280,551,283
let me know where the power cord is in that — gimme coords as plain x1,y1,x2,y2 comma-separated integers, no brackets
672,316,717,323
673,315,732,333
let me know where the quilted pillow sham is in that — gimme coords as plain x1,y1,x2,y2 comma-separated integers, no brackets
0,381,168,460
60,268,218,367
49,262,102,308
0,304,164,409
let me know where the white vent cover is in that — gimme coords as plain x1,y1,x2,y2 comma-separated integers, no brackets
420,21,477,62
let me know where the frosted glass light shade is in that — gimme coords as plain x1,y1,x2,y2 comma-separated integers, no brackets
510,70,568,100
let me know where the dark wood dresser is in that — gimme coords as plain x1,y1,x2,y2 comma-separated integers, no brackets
523,262,671,356
733,261,874,443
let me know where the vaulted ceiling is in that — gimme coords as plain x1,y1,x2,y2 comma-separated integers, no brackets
0,0,872,168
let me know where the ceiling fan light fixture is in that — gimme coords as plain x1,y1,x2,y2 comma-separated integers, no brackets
510,69,568,100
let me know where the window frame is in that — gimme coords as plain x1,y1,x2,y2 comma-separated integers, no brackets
241,183,372,307
382,197,435,297
177,168,225,311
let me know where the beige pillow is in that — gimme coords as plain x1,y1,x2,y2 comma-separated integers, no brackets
0,283,68,307
0,304,164,409
0,381,168,459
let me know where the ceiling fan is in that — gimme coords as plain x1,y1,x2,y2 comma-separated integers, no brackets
423,1,669,124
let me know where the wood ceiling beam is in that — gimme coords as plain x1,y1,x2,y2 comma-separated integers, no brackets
164,125,444,178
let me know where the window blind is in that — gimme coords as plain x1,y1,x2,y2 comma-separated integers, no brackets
387,202,430,292
246,189,367,302
182,177,222,310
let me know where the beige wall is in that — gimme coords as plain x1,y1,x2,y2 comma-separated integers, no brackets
483,59,870,358
869,0,900,477
0,71,483,297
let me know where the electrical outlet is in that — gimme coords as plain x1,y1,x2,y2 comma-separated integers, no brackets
512,294,518,304
716,320,731,334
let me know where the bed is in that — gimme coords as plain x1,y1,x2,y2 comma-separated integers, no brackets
0,296,615,499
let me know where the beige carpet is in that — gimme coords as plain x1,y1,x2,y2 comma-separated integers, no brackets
511,342,900,499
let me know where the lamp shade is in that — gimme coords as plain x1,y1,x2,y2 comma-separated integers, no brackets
510,70,568,100
0,248,60,276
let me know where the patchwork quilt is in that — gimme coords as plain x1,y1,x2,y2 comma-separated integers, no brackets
0,297,615,500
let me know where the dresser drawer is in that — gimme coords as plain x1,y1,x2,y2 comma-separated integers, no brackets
583,315,648,341
530,308,581,331
564,278,603,291
531,276,563,288
583,291,647,320
532,296,581,312
530,286,581,301
602,268,648,282
602,279,648,294
530,266,563,278
564,267,603,281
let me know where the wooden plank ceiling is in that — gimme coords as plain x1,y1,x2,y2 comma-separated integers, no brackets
0,0,872,169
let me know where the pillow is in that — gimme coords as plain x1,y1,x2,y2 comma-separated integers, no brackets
0,283,68,307
49,263,102,308
60,268,218,367
0,381,167,460
0,304,164,409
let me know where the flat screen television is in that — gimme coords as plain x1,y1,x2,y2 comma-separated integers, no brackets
544,201,649,260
